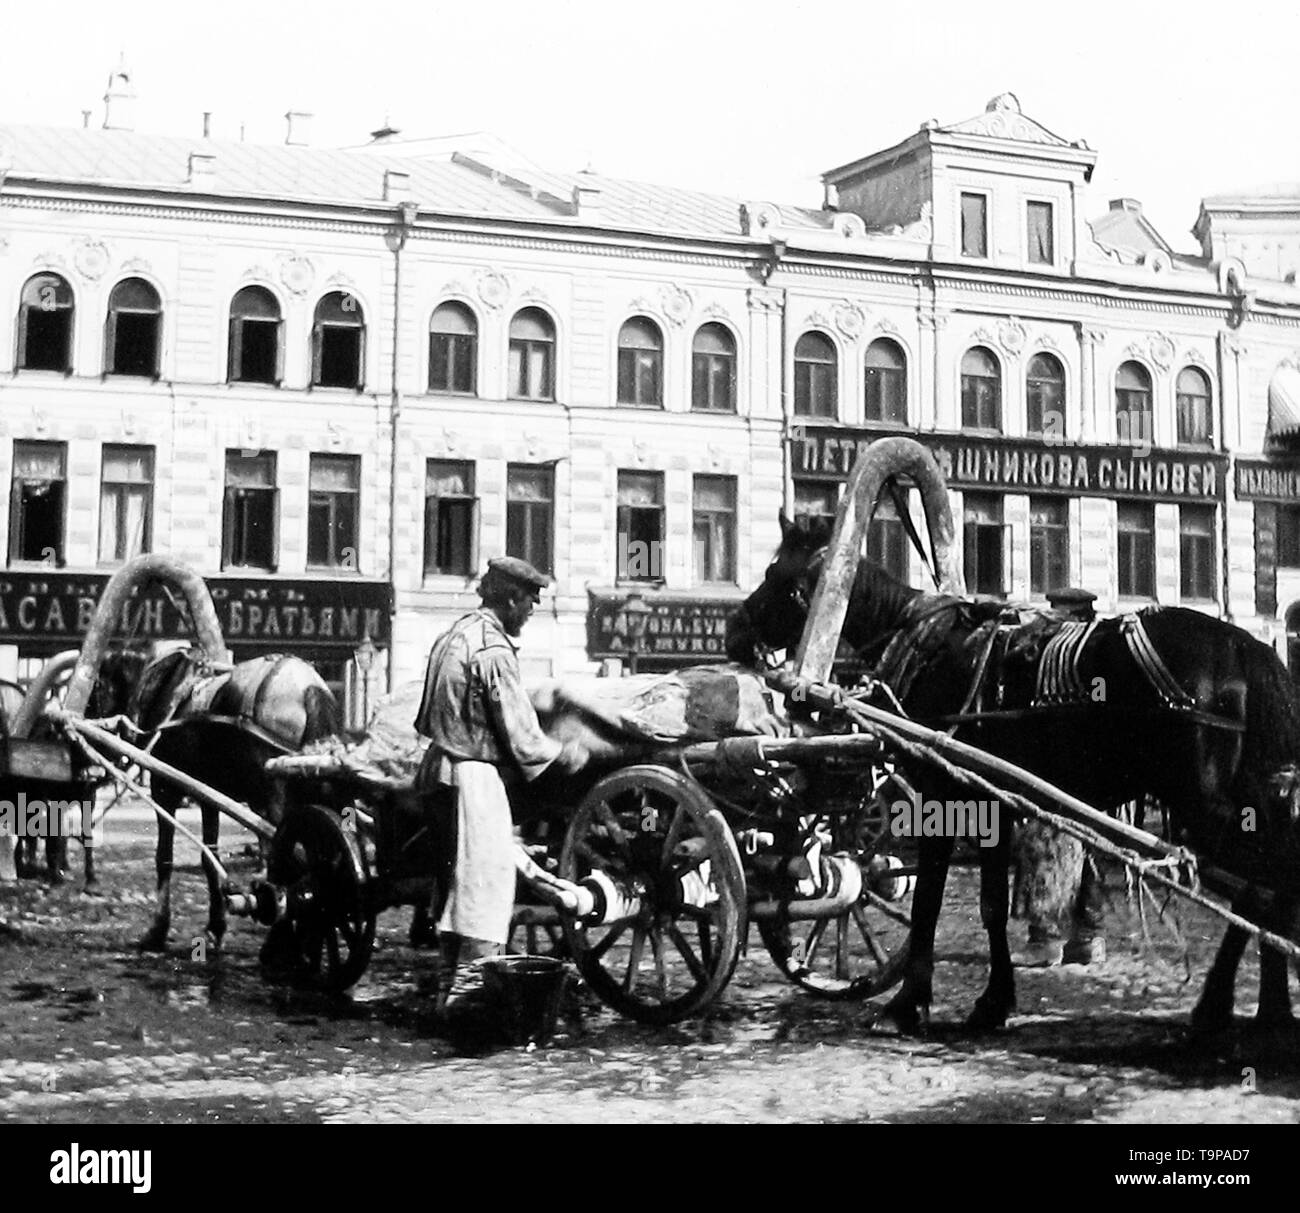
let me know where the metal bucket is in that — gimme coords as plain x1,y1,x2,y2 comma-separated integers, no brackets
479,955,568,1047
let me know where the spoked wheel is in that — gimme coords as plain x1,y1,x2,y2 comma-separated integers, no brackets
759,799,914,999
262,804,376,993
559,765,746,1025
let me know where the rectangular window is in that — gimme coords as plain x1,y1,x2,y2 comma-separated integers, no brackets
20,302,72,373
509,341,554,401
692,474,737,584
1027,200,1054,265
429,333,476,394
691,351,735,412
229,319,282,385
424,460,477,577
1176,390,1213,447
307,454,360,569
864,366,906,424
963,492,1005,596
961,375,1001,431
1279,505,1300,568
9,441,66,565
867,489,911,583
108,313,160,377
1117,503,1156,598
1029,497,1069,596
961,192,988,258
506,464,554,575
1180,505,1217,601
616,470,665,582
313,327,363,390
99,444,153,563
617,349,662,407
223,450,278,571
794,360,836,418
793,480,839,528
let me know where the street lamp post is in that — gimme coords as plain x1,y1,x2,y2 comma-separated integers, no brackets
353,635,377,731
620,591,653,675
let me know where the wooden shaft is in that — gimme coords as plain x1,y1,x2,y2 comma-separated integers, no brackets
52,712,275,841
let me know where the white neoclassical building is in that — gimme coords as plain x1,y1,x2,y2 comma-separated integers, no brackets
1,72,1299,691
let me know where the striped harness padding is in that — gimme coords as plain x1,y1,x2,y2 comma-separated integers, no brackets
1032,621,1098,706
1120,613,1196,708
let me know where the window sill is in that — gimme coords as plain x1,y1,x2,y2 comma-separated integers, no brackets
689,406,739,416
308,384,366,393
228,379,282,389
616,401,664,410
222,564,279,575
507,395,556,404
427,389,478,399
305,565,361,576
14,367,73,377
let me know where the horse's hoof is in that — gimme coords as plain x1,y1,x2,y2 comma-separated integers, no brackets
872,994,929,1036
138,928,169,953
1190,1003,1233,1035
1254,1008,1296,1029
964,998,1012,1034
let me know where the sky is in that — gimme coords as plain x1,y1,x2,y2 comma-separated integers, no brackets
0,0,1296,253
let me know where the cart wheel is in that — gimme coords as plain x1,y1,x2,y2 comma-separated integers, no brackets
559,765,745,1025
263,804,376,993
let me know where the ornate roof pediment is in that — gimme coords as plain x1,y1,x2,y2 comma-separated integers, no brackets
939,93,1073,148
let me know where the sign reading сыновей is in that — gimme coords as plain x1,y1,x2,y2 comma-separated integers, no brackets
791,427,1227,504
0,574,393,655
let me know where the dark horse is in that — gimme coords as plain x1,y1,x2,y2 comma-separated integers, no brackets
104,648,341,951
727,510,1300,1033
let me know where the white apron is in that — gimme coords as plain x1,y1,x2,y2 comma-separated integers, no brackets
437,759,516,946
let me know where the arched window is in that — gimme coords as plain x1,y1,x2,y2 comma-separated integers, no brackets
691,323,736,412
1176,366,1213,448
105,278,162,377
509,307,555,401
1025,352,1064,436
1115,361,1152,447
228,286,282,386
617,316,663,407
429,302,477,394
864,338,906,424
311,292,365,389
961,346,1001,431
794,331,837,418
18,273,74,372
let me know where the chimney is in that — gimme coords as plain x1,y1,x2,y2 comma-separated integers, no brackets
1110,198,1142,214
188,151,216,190
284,110,313,146
383,169,411,203
81,110,92,129
102,56,137,131
572,177,603,223
202,111,212,139
370,119,401,143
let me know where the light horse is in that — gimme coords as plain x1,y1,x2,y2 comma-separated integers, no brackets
726,437,1300,1034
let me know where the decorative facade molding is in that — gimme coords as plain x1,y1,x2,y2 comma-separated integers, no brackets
997,317,1028,357
833,300,867,340
739,202,781,236
72,238,109,281
475,269,509,310
278,254,315,297
747,287,783,313
875,316,900,336
120,256,152,275
33,250,69,272
660,284,692,327
832,213,866,240
1148,332,1176,373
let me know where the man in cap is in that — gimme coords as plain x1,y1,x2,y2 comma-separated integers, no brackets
1046,586,1097,623
414,556,576,1015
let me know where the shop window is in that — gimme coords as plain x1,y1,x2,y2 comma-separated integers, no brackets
691,323,736,412
509,308,555,401
793,480,839,529
228,286,283,386
961,346,1001,431
793,332,837,419
617,317,663,407
1117,502,1155,598
429,302,477,395
963,492,1006,596
311,292,365,390
17,273,74,372
9,441,66,565
105,278,161,377
692,474,736,584
961,192,988,258
1026,353,1064,437
307,453,360,569
1279,505,1300,568
1180,505,1216,601
1027,201,1054,265
616,470,665,582
506,464,554,575
1176,366,1213,448
424,460,477,576
223,450,278,571
864,339,906,425
1029,497,1069,596
1116,361,1153,448
99,444,153,563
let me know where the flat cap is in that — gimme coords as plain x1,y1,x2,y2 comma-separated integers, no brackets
485,555,552,592
1046,587,1097,606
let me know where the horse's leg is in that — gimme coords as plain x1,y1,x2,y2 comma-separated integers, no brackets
201,802,225,952
879,835,954,1034
1253,898,1295,1027
1192,921,1249,1031
139,796,176,951
966,829,1015,1031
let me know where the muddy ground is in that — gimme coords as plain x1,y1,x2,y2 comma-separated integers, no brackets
2,807,1299,1125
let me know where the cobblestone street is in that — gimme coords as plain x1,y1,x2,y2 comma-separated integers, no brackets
2,810,1299,1124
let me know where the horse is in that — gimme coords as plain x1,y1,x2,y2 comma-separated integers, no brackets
101,648,342,952
726,509,1300,1034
